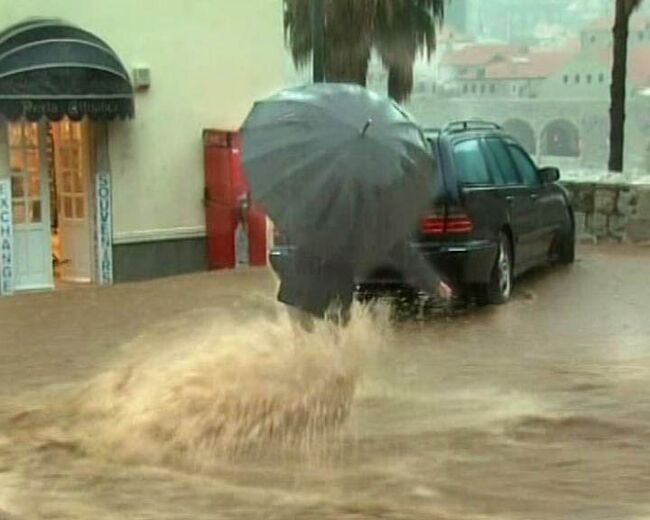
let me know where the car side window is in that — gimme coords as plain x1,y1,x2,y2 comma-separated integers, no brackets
483,138,521,185
453,139,492,186
508,145,540,186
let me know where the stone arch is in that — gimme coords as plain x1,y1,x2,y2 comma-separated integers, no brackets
502,118,536,155
540,119,581,158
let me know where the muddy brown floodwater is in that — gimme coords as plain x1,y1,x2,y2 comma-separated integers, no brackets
1,244,650,520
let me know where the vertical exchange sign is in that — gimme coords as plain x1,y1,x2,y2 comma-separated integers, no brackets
95,171,113,285
0,177,14,295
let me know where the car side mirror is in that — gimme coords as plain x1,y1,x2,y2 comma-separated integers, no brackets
539,166,560,183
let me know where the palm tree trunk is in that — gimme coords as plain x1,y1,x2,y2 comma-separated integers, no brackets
387,65,414,102
387,67,400,101
325,50,369,87
311,0,325,82
608,0,630,173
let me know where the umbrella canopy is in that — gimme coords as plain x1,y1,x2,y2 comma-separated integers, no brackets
241,83,435,267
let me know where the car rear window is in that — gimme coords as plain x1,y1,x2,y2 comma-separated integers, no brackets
452,139,491,185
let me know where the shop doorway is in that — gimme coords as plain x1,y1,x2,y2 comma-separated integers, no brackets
7,118,95,290
50,119,94,283
0,18,134,295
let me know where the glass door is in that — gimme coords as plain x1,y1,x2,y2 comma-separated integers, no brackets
52,119,93,283
8,121,53,291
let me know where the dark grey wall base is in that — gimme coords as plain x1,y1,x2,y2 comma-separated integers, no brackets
113,237,209,283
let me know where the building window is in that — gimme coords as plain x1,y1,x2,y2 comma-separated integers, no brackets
480,83,486,94
575,74,580,84
563,74,569,84
590,34,596,43
586,74,592,84
463,84,469,94
489,84,496,94
471,84,477,94
599,73,605,83
8,122,42,226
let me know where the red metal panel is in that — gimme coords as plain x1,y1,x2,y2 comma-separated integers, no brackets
247,207,268,267
204,129,268,270
231,132,248,199
206,203,236,269
204,129,236,269
204,130,234,206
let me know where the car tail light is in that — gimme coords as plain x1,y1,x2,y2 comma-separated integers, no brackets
421,211,473,236
422,215,446,235
445,213,474,234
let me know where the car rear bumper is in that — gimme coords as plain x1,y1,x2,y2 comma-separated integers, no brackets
269,239,498,293
415,240,498,285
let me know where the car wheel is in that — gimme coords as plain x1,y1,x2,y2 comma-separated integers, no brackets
478,233,513,306
557,221,575,265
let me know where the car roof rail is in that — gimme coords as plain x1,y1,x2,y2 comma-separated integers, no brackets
443,120,502,134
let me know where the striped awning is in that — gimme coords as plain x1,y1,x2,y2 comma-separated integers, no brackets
0,18,134,121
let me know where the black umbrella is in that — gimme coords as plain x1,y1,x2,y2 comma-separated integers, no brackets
241,83,434,268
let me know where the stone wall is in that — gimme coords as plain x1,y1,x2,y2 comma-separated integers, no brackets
562,181,650,243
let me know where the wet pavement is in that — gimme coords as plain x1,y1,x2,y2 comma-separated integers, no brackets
1,244,650,520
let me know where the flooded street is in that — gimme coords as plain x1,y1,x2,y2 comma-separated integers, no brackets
1,245,650,520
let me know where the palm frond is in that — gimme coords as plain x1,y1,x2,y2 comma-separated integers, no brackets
283,0,447,100
323,0,376,84
284,0,313,69
375,0,445,101
625,0,644,15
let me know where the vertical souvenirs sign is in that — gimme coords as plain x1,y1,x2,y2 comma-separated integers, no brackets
0,177,14,295
95,171,113,285
95,123,113,285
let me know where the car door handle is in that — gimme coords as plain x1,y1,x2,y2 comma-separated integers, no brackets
530,193,539,200
505,195,515,204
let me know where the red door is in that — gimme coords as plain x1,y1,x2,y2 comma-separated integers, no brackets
204,130,237,269
204,130,268,269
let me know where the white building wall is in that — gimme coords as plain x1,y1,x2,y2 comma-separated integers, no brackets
1,0,285,243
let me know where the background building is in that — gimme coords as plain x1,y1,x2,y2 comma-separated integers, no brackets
397,10,650,173
447,0,582,44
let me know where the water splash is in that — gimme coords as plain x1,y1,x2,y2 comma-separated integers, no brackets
66,302,392,470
